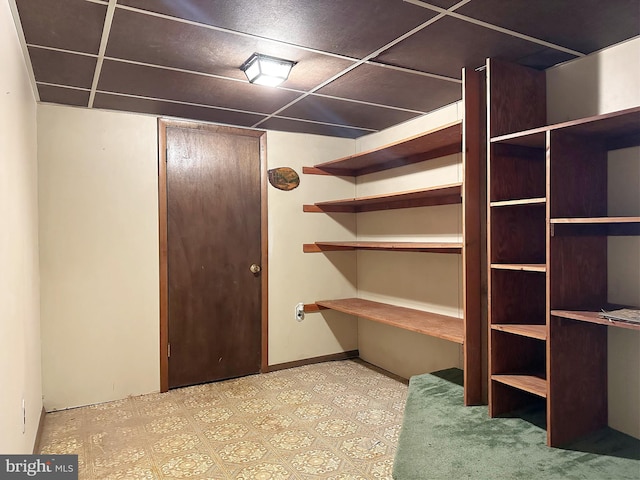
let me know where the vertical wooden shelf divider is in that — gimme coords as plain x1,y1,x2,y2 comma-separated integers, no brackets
462,68,484,406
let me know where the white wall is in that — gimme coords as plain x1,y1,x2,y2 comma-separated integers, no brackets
266,132,358,365
547,38,640,438
38,105,160,410
0,0,42,453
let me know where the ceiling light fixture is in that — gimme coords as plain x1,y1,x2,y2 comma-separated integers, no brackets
240,53,296,87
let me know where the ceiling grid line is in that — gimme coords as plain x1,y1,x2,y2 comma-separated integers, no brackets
95,90,377,132
36,82,91,92
27,43,99,58
404,0,586,56
365,61,463,84
87,0,117,108
310,93,428,114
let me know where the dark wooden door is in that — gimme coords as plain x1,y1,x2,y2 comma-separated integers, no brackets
165,124,263,388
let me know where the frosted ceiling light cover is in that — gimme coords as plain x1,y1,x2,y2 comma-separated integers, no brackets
240,53,296,87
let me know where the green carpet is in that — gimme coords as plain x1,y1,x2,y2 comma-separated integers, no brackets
393,369,640,480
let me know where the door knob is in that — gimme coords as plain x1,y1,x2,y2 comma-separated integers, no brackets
250,263,261,274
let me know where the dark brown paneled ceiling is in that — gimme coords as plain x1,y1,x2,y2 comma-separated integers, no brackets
12,0,640,138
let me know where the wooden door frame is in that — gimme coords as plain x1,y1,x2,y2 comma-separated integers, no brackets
158,118,269,392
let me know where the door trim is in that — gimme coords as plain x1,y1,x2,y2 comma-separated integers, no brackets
158,118,268,392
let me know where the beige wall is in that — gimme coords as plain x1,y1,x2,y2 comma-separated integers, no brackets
266,132,358,365
0,0,42,452
36,107,358,408
38,105,160,410
546,37,640,124
547,38,640,438
606,146,640,438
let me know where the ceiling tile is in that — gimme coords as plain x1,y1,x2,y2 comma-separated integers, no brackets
278,96,421,131
116,0,438,58
259,117,370,139
16,0,107,54
456,0,640,54
374,16,570,78
97,60,301,114
317,64,461,112
105,9,355,91
28,47,97,89
37,84,89,107
94,94,266,127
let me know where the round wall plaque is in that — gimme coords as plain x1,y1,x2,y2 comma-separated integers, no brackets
268,167,300,191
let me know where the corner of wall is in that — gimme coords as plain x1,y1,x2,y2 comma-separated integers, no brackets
0,0,42,453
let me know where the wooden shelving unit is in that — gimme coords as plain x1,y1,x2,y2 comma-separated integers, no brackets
301,70,484,406
487,58,640,447
302,183,462,213
303,241,463,254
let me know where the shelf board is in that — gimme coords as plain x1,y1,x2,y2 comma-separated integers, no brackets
550,217,640,236
304,241,463,254
309,298,464,344
491,324,547,340
551,216,640,224
303,183,462,213
304,121,462,177
551,309,640,331
492,374,547,398
490,197,546,207
490,106,640,150
491,263,546,272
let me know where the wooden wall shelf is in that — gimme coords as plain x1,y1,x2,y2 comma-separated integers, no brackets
307,298,464,344
490,264,546,272
550,217,640,236
551,216,640,224
551,310,640,331
490,198,546,207
303,241,463,254
491,106,640,149
303,121,462,177
491,324,547,340
492,374,547,398
303,183,462,213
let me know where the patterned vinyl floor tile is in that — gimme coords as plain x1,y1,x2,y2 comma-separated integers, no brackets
38,360,408,480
